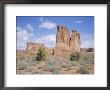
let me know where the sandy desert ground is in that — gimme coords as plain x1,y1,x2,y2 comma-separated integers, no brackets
16,52,94,74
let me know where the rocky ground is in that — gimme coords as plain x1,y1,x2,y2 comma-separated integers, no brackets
16,52,94,74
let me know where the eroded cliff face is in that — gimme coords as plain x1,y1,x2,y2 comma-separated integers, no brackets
26,42,53,57
26,42,44,53
56,26,70,49
26,42,45,57
55,26,81,51
69,30,81,51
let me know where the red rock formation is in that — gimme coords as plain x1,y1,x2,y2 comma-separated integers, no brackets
56,26,70,49
26,42,53,57
80,48,94,52
26,42,45,56
56,26,81,51
86,48,94,52
69,30,81,51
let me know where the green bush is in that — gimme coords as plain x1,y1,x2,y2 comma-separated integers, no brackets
32,54,36,61
79,65,89,74
36,47,46,61
70,52,80,61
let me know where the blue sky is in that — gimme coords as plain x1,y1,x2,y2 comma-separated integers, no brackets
16,16,94,50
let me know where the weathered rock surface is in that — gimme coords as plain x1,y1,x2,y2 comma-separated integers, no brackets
26,42,53,57
69,30,81,51
55,26,81,51
26,42,45,57
54,26,81,57
56,26,70,49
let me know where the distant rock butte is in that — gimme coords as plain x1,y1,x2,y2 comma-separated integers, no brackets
23,25,81,58
25,42,53,57
80,48,94,52
26,42,44,54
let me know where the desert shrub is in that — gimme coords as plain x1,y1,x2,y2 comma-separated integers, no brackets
17,56,28,70
32,55,36,61
78,65,89,74
26,58,31,62
31,55,38,65
79,60,86,65
89,59,94,64
17,63,27,70
31,69,43,74
43,57,75,73
43,59,60,72
81,53,94,64
86,53,94,64
52,69,60,74
70,52,80,61
21,56,25,60
36,47,46,61
17,56,26,61
61,60,75,68
70,61,77,66
44,64,60,72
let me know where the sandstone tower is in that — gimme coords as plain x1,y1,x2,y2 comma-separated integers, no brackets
55,25,81,51
69,30,81,51
56,26,70,49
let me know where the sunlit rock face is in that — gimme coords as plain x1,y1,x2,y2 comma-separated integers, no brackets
26,42,44,53
69,30,81,51
55,25,81,51
56,26,70,49
54,25,81,57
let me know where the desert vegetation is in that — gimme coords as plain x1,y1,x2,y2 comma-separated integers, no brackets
16,50,94,74
36,47,46,61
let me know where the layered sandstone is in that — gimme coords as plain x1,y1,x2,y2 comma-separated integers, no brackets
54,26,81,57
55,26,81,51
26,42,53,57
56,26,70,49
69,30,81,51
26,42,45,57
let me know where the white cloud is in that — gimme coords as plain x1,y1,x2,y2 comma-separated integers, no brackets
39,21,57,30
74,20,83,23
17,26,34,50
38,17,57,30
16,27,22,31
36,34,56,48
80,33,94,48
26,24,34,31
